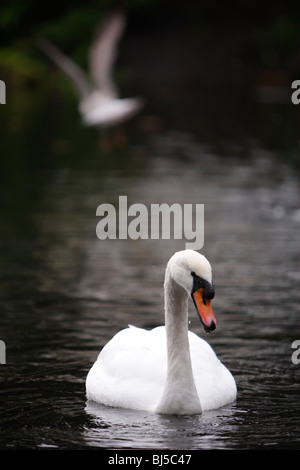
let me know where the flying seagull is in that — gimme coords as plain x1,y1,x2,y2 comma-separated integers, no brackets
38,8,144,128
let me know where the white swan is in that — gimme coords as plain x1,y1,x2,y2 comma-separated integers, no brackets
86,250,237,415
38,7,143,128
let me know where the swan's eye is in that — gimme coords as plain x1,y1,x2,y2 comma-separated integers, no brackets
191,272,205,289
191,272,215,300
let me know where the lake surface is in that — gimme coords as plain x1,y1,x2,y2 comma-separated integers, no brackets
0,19,299,450
0,121,299,450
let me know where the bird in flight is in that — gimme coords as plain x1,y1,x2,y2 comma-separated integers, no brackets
38,7,144,131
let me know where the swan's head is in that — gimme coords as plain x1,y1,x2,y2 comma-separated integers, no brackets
167,250,217,333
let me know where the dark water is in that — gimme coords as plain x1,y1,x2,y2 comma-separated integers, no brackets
0,22,299,450
0,122,299,449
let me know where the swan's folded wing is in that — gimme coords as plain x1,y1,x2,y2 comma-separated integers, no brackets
188,331,237,411
86,326,167,412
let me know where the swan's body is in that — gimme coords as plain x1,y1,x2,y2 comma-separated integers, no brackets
86,250,237,415
39,8,143,128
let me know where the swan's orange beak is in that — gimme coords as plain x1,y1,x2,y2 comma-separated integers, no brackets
192,288,217,333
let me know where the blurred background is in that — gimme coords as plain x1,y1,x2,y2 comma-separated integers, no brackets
0,0,299,450
0,0,299,158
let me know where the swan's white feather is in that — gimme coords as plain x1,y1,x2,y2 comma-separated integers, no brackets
86,250,237,414
86,326,166,411
86,325,236,412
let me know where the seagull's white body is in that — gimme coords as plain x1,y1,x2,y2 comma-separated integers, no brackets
79,92,143,127
86,250,237,415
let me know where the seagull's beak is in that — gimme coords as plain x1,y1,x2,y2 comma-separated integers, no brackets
192,288,217,333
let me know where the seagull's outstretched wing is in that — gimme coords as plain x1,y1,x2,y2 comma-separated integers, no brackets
89,7,126,98
38,38,91,99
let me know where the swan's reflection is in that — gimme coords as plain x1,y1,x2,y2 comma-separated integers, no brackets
84,399,238,449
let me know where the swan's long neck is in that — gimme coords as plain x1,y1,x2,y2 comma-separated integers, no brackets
156,267,202,415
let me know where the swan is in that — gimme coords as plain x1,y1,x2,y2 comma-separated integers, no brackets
38,7,144,128
86,250,237,415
